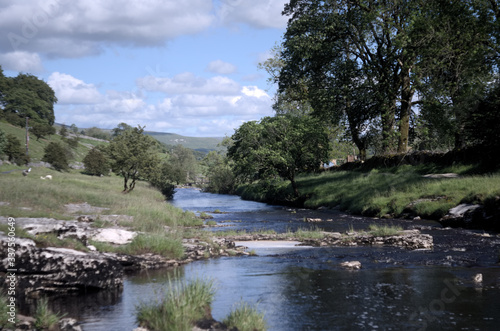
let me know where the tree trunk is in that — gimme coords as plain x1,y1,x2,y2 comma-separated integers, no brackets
398,66,413,153
290,178,300,198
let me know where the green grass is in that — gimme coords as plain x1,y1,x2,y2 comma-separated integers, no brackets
136,277,215,331
297,164,500,219
223,302,267,331
34,298,65,330
289,227,326,240
0,121,105,163
368,224,403,237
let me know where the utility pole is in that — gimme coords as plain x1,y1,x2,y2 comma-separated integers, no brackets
25,116,29,156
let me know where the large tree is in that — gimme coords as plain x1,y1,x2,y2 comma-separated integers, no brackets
278,0,493,154
1,73,57,126
107,125,160,192
228,115,330,197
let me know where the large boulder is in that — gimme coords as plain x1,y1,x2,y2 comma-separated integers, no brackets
0,234,123,298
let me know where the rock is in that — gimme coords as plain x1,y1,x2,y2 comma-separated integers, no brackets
77,215,94,222
340,261,361,269
473,273,483,284
440,204,483,229
92,228,137,245
305,218,322,222
59,318,82,331
0,234,123,297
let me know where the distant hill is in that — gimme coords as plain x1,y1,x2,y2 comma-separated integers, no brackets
145,131,224,153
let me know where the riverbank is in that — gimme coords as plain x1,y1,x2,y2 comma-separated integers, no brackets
236,163,500,231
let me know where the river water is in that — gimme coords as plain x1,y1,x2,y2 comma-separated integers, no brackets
61,188,500,330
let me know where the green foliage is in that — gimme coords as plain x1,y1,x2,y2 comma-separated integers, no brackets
31,122,56,141
42,141,71,171
34,298,65,330
0,128,7,156
3,133,28,165
0,73,56,126
83,147,110,176
223,302,267,331
106,125,160,192
0,291,12,327
82,127,111,140
201,151,235,194
125,233,184,259
228,115,331,197
112,122,133,136
59,125,68,137
136,277,215,331
169,145,197,184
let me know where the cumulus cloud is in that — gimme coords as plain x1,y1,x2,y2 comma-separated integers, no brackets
137,72,241,96
48,72,103,104
206,60,237,75
216,0,289,29
52,71,274,136
0,51,44,72
0,0,214,57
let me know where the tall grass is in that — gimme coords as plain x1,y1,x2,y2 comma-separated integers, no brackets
368,224,403,237
223,302,267,331
136,277,215,331
34,298,65,330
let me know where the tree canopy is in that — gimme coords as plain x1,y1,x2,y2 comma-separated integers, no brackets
0,68,57,127
106,125,161,192
227,115,331,197
277,0,496,155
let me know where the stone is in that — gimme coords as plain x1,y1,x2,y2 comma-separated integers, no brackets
0,233,123,297
59,318,83,331
305,218,323,222
340,261,361,269
92,228,137,245
473,273,483,284
440,204,483,228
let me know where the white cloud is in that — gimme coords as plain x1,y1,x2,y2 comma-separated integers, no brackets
48,72,103,104
242,86,268,98
138,73,241,96
0,0,214,57
0,51,43,72
217,0,289,29
206,60,237,74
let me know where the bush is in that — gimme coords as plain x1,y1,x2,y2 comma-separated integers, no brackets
136,277,215,331
83,147,110,176
3,133,28,165
42,141,71,171
31,122,55,141
223,302,267,331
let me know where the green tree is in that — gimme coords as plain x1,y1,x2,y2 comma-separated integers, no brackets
1,73,56,126
0,129,6,156
69,124,79,134
201,151,235,194
42,142,70,171
106,125,160,192
228,115,330,197
168,145,197,184
59,125,68,137
83,147,110,176
148,160,176,200
3,134,26,164
112,122,133,137
31,122,56,141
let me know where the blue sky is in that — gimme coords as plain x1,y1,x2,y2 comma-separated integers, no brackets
0,0,289,137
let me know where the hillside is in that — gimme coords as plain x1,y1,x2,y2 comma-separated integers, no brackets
145,131,224,153
0,121,106,163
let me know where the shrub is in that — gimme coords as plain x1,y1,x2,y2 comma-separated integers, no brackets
31,122,55,141
136,277,215,331
223,302,267,331
42,141,71,171
83,147,110,176
3,133,28,165
34,298,65,330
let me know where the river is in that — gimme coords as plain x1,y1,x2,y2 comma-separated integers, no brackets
61,188,500,330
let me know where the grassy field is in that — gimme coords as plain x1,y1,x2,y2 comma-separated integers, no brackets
237,163,500,221
0,166,202,258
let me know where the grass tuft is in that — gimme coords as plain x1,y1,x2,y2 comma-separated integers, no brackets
368,224,403,237
34,298,65,330
136,277,215,331
223,302,267,331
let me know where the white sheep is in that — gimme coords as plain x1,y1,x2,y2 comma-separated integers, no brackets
40,175,53,180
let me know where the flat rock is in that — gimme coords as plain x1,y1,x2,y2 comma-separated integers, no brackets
92,228,137,245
